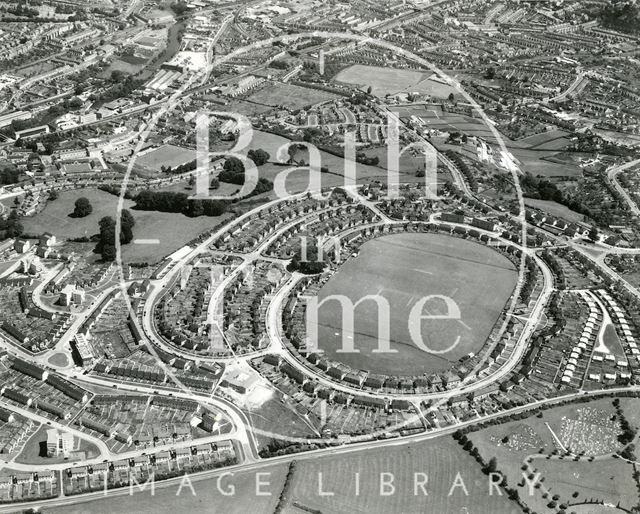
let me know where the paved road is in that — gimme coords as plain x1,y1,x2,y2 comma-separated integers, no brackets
1,384,637,514
606,158,640,216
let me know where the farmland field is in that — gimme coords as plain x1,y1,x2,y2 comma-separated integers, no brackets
334,65,457,98
313,232,518,375
285,437,520,514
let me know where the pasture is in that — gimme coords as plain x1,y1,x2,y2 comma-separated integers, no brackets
313,232,518,376
532,458,637,513
524,198,586,224
21,188,232,264
286,437,520,514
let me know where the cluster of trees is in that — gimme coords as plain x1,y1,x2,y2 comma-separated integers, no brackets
134,190,228,217
72,197,93,218
287,244,326,275
247,148,270,166
355,151,380,166
274,461,297,514
0,211,23,240
600,0,640,34
520,173,598,221
520,256,539,305
218,157,274,195
613,398,637,446
170,2,190,15
1,3,39,17
0,165,19,185
268,60,289,70
445,150,479,192
94,210,135,261
160,159,197,175
452,432,523,505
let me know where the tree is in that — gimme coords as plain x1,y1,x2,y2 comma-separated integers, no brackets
210,177,220,190
247,148,270,166
73,197,92,218
485,67,496,80
49,190,59,201
95,216,116,261
588,226,599,242
120,209,135,244
448,92,455,102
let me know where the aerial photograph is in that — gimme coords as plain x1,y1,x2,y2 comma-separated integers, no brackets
0,0,640,512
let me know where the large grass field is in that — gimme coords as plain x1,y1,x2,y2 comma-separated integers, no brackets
334,65,457,98
285,437,520,514
218,130,419,197
135,145,197,172
21,188,232,264
247,82,338,110
47,436,520,514
524,198,587,223
313,232,518,375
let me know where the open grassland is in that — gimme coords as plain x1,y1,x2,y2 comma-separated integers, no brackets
247,83,338,110
219,130,418,196
135,145,197,172
22,188,127,241
314,232,517,375
21,188,232,264
532,458,638,513
284,437,520,514
524,198,587,223
334,65,457,98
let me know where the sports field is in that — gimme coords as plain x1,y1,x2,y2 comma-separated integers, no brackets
334,65,457,98
247,83,338,110
312,232,518,375
135,145,197,172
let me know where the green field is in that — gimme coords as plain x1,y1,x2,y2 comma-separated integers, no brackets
247,82,338,110
285,437,520,514
313,232,518,375
220,130,418,197
334,65,457,98
524,198,587,223
46,437,520,514
21,188,232,264
135,145,197,172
